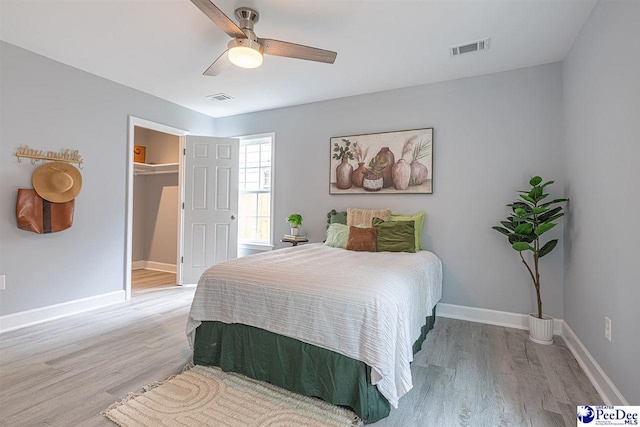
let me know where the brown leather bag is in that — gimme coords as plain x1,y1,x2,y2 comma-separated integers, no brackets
16,189,75,234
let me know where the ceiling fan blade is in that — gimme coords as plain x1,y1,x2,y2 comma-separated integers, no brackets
190,0,246,39
259,39,337,64
203,50,231,76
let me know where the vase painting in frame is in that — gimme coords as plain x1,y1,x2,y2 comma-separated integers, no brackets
330,128,433,194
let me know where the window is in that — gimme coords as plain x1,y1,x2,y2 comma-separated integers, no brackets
238,134,274,247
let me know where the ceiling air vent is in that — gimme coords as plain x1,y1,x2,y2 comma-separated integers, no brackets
450,38,490,57
206,93,233,101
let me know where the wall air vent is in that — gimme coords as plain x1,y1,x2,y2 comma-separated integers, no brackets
206,93,234,101
450,38,490,57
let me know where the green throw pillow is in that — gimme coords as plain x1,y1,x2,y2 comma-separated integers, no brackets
389,211,426,251
373,218,416,253
324,223,350,249
326,209,348,229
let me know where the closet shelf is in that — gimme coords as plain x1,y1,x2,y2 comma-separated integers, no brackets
134,162,179,176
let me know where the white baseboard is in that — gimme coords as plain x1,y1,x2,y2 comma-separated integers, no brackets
0,290,126,334
131,260,176,273
132,260,145,270
436,302,563,335
561,322,629,405
436,302,627,405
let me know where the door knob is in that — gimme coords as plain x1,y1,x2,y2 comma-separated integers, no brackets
231,215,236,220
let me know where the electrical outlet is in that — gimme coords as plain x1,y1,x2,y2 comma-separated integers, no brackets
604,316,612,342
0,275,5,291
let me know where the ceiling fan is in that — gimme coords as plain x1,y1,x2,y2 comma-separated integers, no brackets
190,0,338,76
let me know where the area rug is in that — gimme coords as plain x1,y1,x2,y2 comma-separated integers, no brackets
103,365,363,427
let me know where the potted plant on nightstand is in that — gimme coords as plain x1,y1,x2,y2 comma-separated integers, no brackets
286,213,303,236
492,176,568,345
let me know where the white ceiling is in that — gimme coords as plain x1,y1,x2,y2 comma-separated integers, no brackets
0,0,596,118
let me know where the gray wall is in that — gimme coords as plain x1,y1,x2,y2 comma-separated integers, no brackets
563,0,640,404
0,42,215,315
217,63,566,319
133,174,180,265
143,174,179,265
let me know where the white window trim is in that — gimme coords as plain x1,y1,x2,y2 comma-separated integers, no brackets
236,132,276,249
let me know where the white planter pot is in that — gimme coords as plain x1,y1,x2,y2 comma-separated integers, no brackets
290,227,299,236
363,175,383,192
529,313,554,345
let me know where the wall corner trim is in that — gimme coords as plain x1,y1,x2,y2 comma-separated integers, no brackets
0,290,126,334
561,322,629,406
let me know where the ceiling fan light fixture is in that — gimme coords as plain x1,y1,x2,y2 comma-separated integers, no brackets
228,39,263,69
191,2,337,76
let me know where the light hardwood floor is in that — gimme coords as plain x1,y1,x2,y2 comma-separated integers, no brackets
0,286,600,427
131,269,176,290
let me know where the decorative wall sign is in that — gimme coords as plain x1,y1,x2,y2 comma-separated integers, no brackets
330,128,433,194
15,146,84,168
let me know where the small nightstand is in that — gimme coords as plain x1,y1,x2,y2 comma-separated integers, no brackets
281,238,309,246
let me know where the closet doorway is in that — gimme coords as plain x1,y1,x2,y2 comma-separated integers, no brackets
125,117,188,299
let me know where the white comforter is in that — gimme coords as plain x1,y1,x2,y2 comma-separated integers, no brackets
186,244,442,407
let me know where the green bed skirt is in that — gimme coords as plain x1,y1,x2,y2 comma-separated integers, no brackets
193,306,436,424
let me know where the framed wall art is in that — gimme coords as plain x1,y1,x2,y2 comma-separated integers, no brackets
330,128,433,194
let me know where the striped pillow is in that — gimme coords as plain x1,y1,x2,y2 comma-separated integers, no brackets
346,208,391,228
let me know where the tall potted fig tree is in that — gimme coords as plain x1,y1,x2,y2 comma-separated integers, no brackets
492,176,567,345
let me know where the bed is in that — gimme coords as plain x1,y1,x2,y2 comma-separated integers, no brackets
186,243,442,423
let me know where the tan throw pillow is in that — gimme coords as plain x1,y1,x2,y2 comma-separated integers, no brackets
346,226,377,252
346,208,391,227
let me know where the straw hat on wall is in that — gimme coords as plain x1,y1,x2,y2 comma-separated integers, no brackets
32,162,82,203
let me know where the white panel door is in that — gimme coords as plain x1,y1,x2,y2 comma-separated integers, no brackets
182,135,239,284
